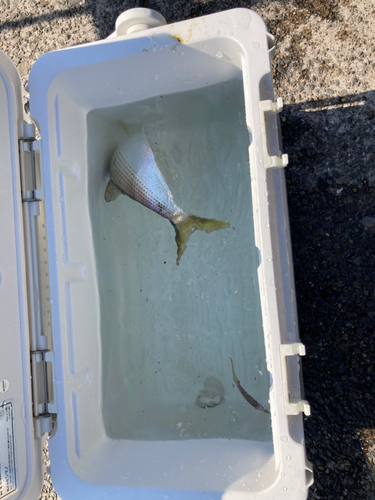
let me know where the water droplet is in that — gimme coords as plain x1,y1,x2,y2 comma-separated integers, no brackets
282,487,287,492
281,472,285,477
50,298,55,305
215,51,223,59
286,455,291,460
267,258,273,263
154,74,160,80
264,191,268,196
262,178,266,182
265,222,270,228
218,306,223,311
280,435,288,443
217,30,221,35
229,31,234,36
219,19,223,23
252,41,260,50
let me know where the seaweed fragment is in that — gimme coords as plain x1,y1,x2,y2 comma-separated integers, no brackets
230,357,270,414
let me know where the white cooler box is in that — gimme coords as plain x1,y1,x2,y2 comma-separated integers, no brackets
0,8,313,500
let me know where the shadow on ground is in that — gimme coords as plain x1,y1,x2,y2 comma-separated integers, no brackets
0,2,89,31
281,90,375,499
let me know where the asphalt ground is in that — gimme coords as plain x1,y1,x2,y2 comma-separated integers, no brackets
1,1,374,499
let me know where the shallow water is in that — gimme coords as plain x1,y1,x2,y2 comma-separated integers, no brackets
87,79,271,441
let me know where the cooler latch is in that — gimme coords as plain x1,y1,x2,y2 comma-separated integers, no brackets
31,350,57,438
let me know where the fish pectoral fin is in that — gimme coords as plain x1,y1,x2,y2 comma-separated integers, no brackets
105,180,122,202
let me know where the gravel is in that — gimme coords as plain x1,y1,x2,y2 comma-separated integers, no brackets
1,1,374,499
362,217,375,229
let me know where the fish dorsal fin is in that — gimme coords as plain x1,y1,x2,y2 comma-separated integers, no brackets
105,180,122,202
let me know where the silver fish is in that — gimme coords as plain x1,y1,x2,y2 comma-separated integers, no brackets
105,128,229,265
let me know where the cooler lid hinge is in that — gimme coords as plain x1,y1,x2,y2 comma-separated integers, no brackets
19,120,44,202
30,350,57,438
20,120,55,437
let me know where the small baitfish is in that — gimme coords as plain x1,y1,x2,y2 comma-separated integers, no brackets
105,128,230,265
230,357,270,414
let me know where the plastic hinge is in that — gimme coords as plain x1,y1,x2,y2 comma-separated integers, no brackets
259,97,289,169
31,350,57,437
22,139,44,201
23,199,49,354
32,140,44,199
279,342,311,416
44,351,58,414
34,415,53,438
21,122,36,141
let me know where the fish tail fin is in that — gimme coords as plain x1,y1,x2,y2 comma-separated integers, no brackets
172,213,230,265
105,180,122,202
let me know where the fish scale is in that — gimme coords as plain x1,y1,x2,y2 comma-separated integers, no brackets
113,147,179,220
115,134,181,216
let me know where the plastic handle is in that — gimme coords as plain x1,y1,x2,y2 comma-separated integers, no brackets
258,97,289,169
279,342,311,416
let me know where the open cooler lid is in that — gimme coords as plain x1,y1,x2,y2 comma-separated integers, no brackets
0,51,45,500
